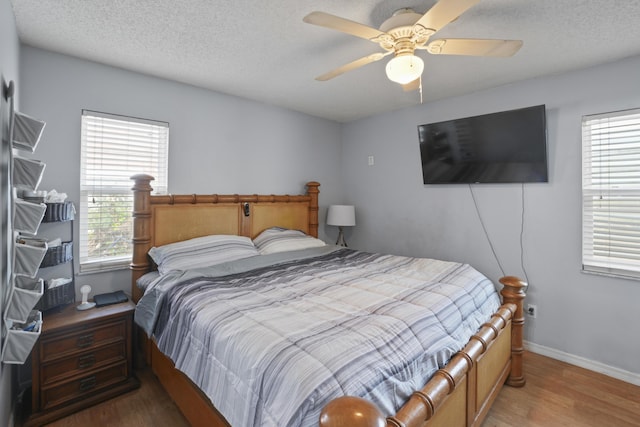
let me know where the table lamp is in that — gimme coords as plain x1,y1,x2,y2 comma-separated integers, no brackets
327,205,356,247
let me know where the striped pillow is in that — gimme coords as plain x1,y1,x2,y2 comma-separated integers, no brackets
149,235,259,274
253,227,326,255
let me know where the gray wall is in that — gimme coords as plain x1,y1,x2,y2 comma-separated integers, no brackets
341,55,640,375
0,0,20,423
19,46,344,298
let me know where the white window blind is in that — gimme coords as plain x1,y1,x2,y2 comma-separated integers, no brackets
582,108,640,279
80,110,168,273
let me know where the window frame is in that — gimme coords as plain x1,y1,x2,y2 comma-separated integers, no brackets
79,110,168,273
582,107,640,280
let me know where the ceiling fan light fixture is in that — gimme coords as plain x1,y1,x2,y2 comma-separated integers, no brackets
385,54,424,84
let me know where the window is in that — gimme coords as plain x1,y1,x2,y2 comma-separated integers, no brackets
80,110,168,273
582,108,640,279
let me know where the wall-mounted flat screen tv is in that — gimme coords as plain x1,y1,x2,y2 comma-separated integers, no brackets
418,105,548,184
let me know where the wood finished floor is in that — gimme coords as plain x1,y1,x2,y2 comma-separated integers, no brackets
45,352,640,427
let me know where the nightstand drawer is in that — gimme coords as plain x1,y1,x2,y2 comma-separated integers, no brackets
40,319,126,361
26,303,139,427
41,341,126,385
41,362,129,410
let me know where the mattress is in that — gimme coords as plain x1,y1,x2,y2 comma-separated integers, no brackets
135,247,501,427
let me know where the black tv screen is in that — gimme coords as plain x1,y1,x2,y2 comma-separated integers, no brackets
418,105,548,184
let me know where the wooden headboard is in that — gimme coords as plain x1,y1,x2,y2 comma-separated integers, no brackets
129,174,320,302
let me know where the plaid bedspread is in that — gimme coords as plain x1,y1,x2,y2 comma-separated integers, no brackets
144,248,501,427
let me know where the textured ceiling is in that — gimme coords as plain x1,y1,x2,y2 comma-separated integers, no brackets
10,0,640,122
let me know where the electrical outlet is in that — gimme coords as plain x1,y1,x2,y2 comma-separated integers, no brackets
526,304,537,319
368,155,375,166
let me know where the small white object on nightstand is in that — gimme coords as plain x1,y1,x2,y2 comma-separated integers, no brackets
77,285,96,311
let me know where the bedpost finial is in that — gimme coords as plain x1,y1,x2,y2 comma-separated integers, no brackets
320,396,386,427
499,276,527,291
131,173,155,182
306,181,320,194
131,174,155,192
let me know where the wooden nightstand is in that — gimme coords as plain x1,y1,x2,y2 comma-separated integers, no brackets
24,301,140,426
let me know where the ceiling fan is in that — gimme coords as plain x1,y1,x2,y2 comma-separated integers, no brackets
303,0,522,91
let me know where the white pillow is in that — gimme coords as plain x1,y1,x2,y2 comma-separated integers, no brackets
253,227,326,255
149,234,259,274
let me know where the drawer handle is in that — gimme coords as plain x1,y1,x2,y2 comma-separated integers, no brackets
76,333,94,348
79,376,96,392
78,354,96,369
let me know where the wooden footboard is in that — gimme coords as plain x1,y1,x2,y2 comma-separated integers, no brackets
129,175,527,427
320,277,527,427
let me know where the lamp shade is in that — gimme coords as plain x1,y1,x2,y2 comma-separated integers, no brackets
327,205,356,227
385,54,424,84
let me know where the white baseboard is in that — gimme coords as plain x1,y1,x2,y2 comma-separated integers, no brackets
524,340,640,387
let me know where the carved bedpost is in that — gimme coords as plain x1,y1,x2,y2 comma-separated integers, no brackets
319,396,386,427
499,276,528,387
130,174,154,304
306,181,320,238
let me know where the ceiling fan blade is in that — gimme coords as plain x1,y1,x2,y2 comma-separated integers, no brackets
303,11,387,42
414,0,480,34
425,38,523,56
315,52,391,81
402,78,421,92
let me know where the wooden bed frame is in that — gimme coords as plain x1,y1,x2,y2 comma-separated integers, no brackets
129,174,527,427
